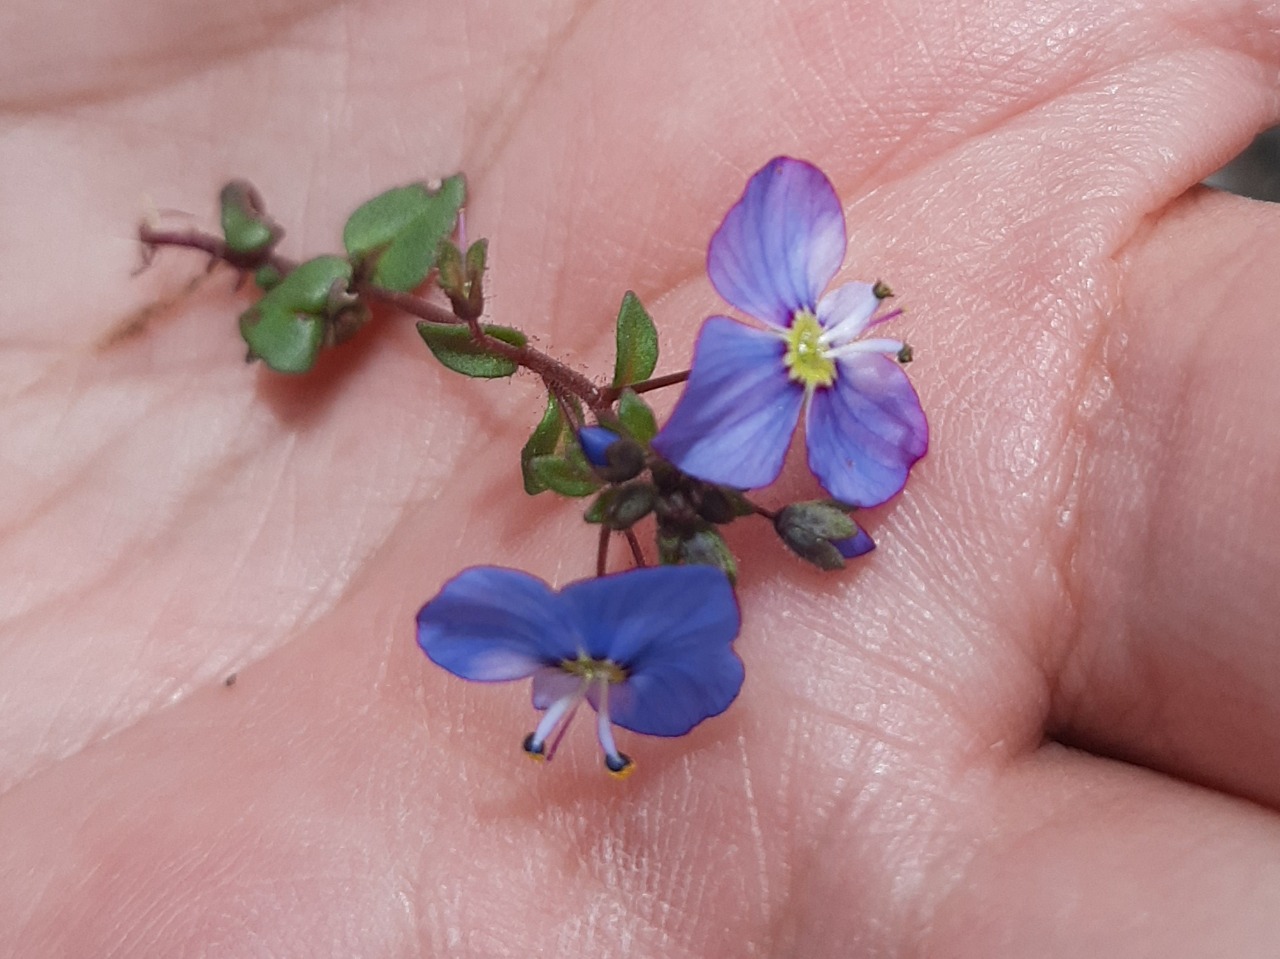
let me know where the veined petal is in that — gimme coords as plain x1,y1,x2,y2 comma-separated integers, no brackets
531,666,582,708
816,281,880,341
561,566,744,737
417,567,579,681
805,354,928,507
707,157,846,327
609,652,745,737
651,317,803,490
561,565,740,666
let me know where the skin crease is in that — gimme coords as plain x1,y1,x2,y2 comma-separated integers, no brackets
2,0,1280,954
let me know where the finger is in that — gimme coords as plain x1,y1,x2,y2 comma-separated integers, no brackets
1052,188,1280,808
924,747,1280,957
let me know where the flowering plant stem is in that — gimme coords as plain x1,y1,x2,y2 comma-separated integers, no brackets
138,223,657,414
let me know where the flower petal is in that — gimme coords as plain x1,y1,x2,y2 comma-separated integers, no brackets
816,281,880,341
805,354,928,507
531,666,582,708
417,567,579,682
561,566,744,737
650,317,803,490
834,527,876,558
707,157,846,327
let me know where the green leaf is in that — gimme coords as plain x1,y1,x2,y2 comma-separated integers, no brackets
266,255,353,313
220,181,279,256
239,256,353,374
611,291,658,387
239,308,324,374
616,388,658,443
342,175,466,292
521,394,567,495
417,322,526,378
527,453,600,498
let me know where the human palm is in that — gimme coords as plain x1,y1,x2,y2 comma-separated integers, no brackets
4,0,1280,954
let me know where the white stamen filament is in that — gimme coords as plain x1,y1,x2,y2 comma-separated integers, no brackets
819,306,904,348
593,679,624,766
529,682,587,758
829,336,905,360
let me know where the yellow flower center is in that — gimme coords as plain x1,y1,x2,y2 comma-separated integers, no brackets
783,311,836,388
561,653,627,685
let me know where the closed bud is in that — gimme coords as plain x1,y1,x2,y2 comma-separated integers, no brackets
679,528,738,583
604,482,656,530
774,502,860,571
695,485,736,525
776,502,856,541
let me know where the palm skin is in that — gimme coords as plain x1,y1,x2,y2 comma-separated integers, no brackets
3,0,1280,954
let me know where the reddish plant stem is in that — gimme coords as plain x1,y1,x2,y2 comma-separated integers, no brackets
604,368,690,403
596,525,611,577
139,224,609,410
623,528,646,567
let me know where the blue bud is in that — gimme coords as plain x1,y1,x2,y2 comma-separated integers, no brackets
578,426,621,468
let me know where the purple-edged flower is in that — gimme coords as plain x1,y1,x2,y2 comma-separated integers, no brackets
652,157,928,507
417,564,743,778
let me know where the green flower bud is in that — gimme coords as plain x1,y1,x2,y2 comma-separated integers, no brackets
604,482,657,530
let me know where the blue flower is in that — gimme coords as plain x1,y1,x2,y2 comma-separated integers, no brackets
652,157,928,508
416,564,743,777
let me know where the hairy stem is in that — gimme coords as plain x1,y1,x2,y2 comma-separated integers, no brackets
139,224,608,409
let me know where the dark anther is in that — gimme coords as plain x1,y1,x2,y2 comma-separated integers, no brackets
872,279,894,299
605,753,634,778
522,733,546,758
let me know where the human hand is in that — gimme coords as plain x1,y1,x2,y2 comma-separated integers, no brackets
2,0,1279,954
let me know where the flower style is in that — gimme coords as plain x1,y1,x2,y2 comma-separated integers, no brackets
651,157,928,508
417,564,743,778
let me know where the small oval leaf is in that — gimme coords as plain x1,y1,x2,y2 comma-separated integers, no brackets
417,322,526,378
239,306,325,374
612,291,658,387
527,453,600,498
343,176,466,292
521,394,567,494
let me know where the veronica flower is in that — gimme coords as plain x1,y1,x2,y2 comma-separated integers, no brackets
652,157,928,508
417,564,743,778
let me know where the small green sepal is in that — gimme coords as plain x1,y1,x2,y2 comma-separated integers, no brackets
616,388,658,443
677,527,738,583
417,322,525,378
611,291,659,388
343,175,466,292
584,488,618,523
